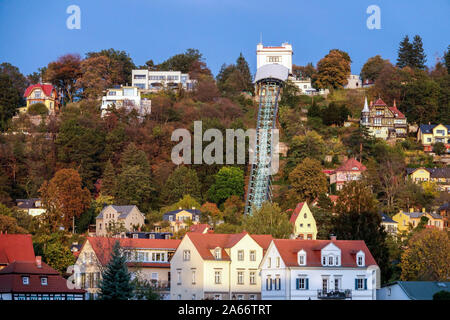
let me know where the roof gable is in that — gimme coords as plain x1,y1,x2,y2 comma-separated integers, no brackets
0,234,36,265
24,84,56,98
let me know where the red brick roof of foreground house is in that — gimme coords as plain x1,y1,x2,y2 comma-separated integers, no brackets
189,224,212,233
186,232,273,261
373,98,387,106
0,233,36,266
272,239,377,268
335,158,367,172
0,260,85,294
84,237,181,265
23,83,56,97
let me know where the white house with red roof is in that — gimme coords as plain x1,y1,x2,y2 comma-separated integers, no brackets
360,97,407,140
23,83,60,114
260,237,380,300
330,158,367,191
74,237,180,300
170,231,273,300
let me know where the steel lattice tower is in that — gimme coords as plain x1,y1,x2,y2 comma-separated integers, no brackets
244,79,283,215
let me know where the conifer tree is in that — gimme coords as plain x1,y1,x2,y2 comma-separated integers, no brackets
101,160,117,198
98,240,134,300
236,53,253,93
397,35,413,69
411,35,427,69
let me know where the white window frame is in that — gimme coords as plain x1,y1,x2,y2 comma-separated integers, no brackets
41,277,48,286
183,250,190,261
237,271,244,285
214,271,222,284
22,276,29,285
237,250,244,261
250,250,256,261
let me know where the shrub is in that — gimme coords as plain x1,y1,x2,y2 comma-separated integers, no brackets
27,103,48,115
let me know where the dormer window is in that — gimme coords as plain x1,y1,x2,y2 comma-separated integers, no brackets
356,251,365,267
298,250,306,266
304,213,307,219
41,277,48,286
328,255,334,266
214,248,221,260
22,276,29,285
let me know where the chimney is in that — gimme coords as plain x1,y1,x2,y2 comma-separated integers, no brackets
36,256,42,268
330,234,336,241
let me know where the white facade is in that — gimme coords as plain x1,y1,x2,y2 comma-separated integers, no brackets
256,42,293,73
101,86,150,117
344,74,363,89
132,70,195,92
260,240,379,300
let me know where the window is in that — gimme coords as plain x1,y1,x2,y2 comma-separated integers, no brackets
214,294,221,300
237,271,244,284
304,213,307,219
328,256,334,266
134,74,146,79
237,294,244,300
355,278,367,290
250,271,256,285
22,276,29,285
296,277,308,290
192,270,196,284
151,273,158,280
169,216,173,221
276,257,280,268
322,278,328,292
135,83,145,89
132,233,138,239
214,271,222,284
334,278,340,290
322,256,326,265
267,56,281,63
298,250,306,265
335,256,339,266
177,294,181,300
34,90,41,98
41,277,48,286
238,250,244,261
108,91,117,96
214,248,221,260
183,250,190,261
275,275,281,290
192,294,196,300
307,224,311,228
249,294,256,300
357,252,365,266
268,257,271,268
177,271,181,285
250,250,256,261
436,129,445,135
266,276,272,291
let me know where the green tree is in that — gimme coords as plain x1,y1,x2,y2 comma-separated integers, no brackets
397,35,414,69
279,80,301,107
445,45,450,73
207,167,244,205
285,131,326,173
160,166,201,204
411,35,427,70
311,206,334,240
0,73,21,131
243,202,292,238
433,290,450,300
158,48,202,74
432,142,446,155
132,278,160,300
161,194,201,213
98,241,134,300
27,102,48,116
236,53,253,93
288,158,328,203
101,160,117,198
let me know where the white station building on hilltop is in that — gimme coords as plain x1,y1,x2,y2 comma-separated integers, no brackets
256,42,326,95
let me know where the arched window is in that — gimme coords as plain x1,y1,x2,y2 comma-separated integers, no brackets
356,251,365,267
298,250,306,266
214,248,221,260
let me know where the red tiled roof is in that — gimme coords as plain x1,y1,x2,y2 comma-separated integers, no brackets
186,232,273,260
0,261,85,294
388,106,406,119
24,84,56,98
373,98,387,106
335,158,366,172
189,224,211,233
289,202,305,224
272,239,378,268
85,237,181,265
0,234,36,265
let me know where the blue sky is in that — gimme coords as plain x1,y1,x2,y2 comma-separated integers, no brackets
0,0,449,77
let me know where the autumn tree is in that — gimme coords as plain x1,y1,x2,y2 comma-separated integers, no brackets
400,229,450,281
242,202,292,239
160,166,201,204
200,202,222,227
158,48,203,74
39,168,91,232
222,195,244,225
161,194,201,213
360,55,389,83
333,180,391,283
45,54,82,103
0,215,27,234
77,55,112,99
86,48,135,85
288,158,327,203
315,49,351,89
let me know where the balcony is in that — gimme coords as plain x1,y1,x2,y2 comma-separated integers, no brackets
317,289,352,300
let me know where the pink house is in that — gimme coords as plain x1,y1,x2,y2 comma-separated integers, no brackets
330,158,367,191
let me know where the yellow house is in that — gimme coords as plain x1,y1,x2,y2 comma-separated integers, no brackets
23,83,60,114
406,167,450,192
417,124,450,152
162,208,200,233
169,232,273,300
289,202,317,240
392,208,444,233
